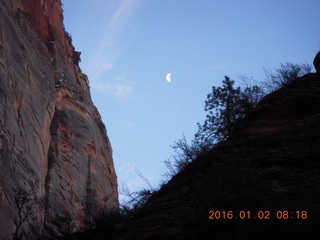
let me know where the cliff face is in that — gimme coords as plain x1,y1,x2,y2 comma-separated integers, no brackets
0,0,118,238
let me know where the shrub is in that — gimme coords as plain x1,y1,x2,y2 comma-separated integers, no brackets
263,62,312,92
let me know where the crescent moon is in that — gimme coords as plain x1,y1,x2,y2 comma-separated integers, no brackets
166,73,172,83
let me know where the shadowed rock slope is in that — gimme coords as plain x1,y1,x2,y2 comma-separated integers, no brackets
70,73,320,239
0,0,117,238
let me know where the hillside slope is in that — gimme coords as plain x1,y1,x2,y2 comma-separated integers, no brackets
69,72,320,240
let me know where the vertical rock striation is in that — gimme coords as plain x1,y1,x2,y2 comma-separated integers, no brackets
0,0,118,238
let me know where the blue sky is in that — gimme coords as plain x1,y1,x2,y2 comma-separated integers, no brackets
62,0,320,201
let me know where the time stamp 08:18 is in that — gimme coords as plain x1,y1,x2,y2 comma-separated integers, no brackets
208,210,308,220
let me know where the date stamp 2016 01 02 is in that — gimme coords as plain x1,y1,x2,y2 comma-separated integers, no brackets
208,210,308,220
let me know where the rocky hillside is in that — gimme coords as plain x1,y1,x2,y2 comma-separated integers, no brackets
68,72,320,240
0,0,118,238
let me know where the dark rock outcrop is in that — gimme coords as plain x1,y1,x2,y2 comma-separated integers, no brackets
70,73,320,239
119,79,320,239
314,52,320,73
0,0,118,238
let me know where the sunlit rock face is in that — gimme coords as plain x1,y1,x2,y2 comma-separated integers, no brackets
0,0,118,238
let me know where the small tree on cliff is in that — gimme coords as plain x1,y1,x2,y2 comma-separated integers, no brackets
164,76,264,178
194,76,264,149
164,135,201,178
120,168,155,215
13,188,37,239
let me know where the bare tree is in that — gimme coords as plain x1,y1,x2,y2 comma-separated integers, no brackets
13,188,37,239
119,168,155,214
164,134,204,180
263,62,312,92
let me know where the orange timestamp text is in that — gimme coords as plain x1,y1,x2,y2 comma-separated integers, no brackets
208,210,308,220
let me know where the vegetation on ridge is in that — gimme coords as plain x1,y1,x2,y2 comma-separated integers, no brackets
116,61,313,217
164,62,312,179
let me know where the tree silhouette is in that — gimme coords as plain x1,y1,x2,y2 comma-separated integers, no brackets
194,76,264,148
164,134,202,179
13,188,37,239
164,76,264,177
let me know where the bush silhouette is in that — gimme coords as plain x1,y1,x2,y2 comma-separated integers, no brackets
263,62,312,92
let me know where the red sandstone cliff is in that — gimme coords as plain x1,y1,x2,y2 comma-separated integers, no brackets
0,0,118,238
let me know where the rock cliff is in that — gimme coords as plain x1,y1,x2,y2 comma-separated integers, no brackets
0,0,118,238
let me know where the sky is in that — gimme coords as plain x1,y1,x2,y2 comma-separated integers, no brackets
62,0,320,202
